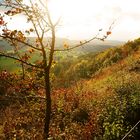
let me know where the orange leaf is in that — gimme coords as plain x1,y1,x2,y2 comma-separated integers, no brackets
106,31,111,35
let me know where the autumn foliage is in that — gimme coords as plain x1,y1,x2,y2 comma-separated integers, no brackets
0,38,140,139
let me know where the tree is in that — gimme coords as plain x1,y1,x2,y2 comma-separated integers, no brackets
0,0,112,139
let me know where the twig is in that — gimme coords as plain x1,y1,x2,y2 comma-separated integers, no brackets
0,35,42,51
0,53,42,68
121,120,140,140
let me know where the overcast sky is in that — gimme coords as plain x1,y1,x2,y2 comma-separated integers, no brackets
0,0,140,41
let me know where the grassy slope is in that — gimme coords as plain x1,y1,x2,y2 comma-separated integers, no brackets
0,37,123,72
51,38,140,139
67,38,140,112
54,38,139,87
82,38,140,89
0,38,139,139
69,39,140,139
80,44,140,99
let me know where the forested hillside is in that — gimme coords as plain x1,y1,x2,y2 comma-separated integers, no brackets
0,38,140,139
0,38,123,72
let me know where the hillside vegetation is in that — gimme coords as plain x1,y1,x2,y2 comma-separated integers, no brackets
53,38,139,86
0,38,140,139
0,38,123,72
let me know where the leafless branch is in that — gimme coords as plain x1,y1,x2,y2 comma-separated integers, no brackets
54,33,101,52
54,20,115,52
121,120,140,140
0,52,42,68
0,35,42,51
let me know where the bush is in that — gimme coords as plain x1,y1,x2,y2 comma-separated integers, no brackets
100,73,140,140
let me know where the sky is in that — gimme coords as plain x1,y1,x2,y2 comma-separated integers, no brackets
0,0,140,41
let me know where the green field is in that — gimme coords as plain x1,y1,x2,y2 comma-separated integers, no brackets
0,57,20,72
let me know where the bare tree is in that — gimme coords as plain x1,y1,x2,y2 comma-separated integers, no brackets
0,0,112,139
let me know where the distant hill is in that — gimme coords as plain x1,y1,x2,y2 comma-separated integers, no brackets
0,36,139,139
66,38,140,140
53,38,124,53
51,38,140,139
53,38,140,87
0,37,124,53
0,37,124,72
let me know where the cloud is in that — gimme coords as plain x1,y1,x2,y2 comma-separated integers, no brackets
123,12,140,21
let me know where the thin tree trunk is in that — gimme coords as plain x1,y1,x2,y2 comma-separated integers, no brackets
21,63,25,79
43,67,51,139
42,13,55,138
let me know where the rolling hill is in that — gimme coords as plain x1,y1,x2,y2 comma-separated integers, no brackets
0,37,124,52
0,37,124,72
0,37,139,139
51,37,140,139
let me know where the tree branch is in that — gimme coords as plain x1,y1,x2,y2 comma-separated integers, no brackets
0,52,42,68
0,35,42,51
121,120,140,140
54,22,114,52
54,34,101,52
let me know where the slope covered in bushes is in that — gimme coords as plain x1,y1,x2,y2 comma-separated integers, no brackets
50,38,140,139
53,38,140,87
0,38,140,139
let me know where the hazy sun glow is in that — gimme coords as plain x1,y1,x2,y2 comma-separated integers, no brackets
47,0,140,41
1,0,140,41
48,0,101,22
48,0,107,39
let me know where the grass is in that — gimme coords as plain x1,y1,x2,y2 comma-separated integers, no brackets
0,57,20,72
